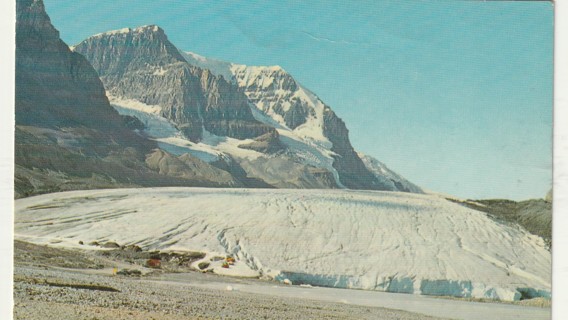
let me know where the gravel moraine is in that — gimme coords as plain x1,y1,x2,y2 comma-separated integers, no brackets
14,266,445,320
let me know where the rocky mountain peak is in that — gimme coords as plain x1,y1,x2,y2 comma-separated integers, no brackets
231,64,298,94
133,24,164,34
16,0,58,41
76,24,186,78
91,24,165,38
74,26,274,143
17,0,127,132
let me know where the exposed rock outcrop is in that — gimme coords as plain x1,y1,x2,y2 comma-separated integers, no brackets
321,106,383,190
16,0,152,196
238,130,287,154
236,157,339,189
145,149,242,187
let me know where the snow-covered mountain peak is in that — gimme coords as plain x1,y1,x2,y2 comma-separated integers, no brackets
180,51,327,137
181,51,234,83
137,24,162,32
184,51,208,63
88,24,164,40
180,51,286,81
232,64,284,73
358,153,423,193
230,64,292,90
228,63,334,152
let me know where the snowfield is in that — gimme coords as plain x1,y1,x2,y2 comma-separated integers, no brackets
14,188,550,301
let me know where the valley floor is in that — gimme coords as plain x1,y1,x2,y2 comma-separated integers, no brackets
13,240,441,320
13,241,549,320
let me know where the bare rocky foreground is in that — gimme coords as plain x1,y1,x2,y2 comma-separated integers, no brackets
14,240,444,320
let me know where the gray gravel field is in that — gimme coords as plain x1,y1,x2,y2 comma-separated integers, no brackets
13,240,444,320
14,266,444,320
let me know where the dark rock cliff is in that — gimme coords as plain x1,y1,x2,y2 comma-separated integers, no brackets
321,106,384,190
14,0,243,197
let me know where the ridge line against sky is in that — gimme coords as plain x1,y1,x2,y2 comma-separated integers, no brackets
42,0,553,200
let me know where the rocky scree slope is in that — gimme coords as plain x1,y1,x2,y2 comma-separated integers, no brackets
449,195,552,249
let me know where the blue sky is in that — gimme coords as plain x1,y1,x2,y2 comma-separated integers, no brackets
43,0,553,200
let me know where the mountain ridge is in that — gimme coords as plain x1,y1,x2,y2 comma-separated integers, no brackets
15,0,423,197
74,26,274,143
14,0,252,197
74,25,421,193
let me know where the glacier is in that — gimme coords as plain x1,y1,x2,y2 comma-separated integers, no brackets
14,188,550,301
